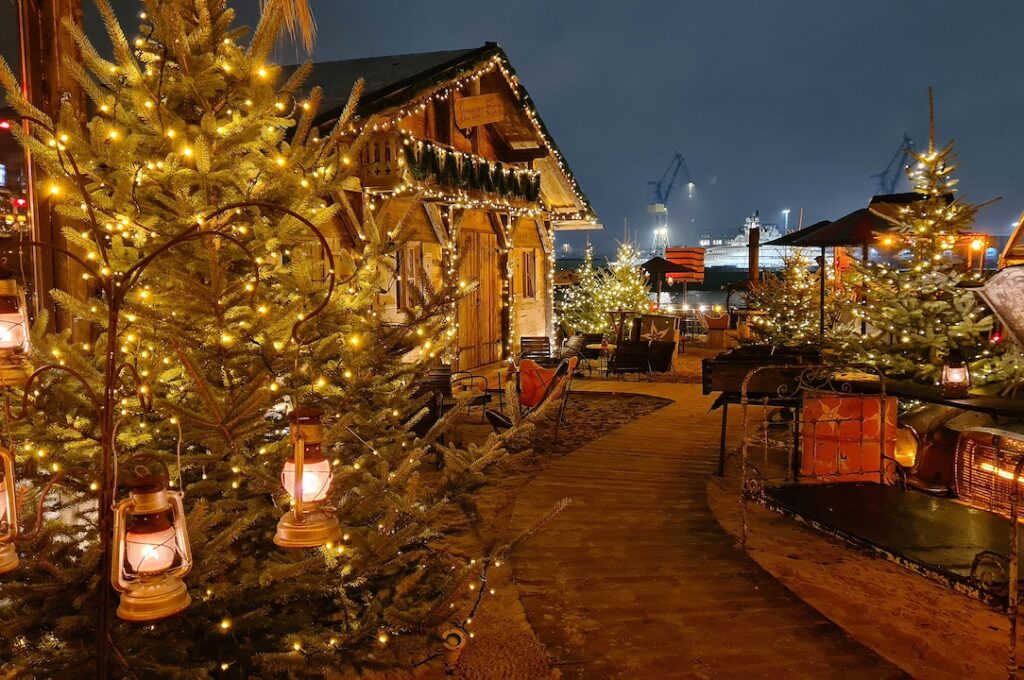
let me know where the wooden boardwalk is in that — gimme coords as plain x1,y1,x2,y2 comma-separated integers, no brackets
510,381,907,679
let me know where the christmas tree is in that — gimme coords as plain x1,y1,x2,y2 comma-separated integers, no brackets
558,243,604,333
838,104,1002,383
0,1,534,676
595,240,651,323
746,251,848,345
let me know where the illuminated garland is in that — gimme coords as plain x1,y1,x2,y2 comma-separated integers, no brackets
401,136,541,203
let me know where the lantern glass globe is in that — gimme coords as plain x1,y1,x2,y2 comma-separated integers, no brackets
0,308,25,350
281,458,332,503
125,513,179,574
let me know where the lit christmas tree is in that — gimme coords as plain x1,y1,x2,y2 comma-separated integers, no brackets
558,243,605,333
0,1,532,676
839,107,1002,383
746,251,848,345
595,241,651,323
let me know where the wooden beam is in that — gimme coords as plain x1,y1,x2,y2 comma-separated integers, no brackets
448,206,466,239
536,218,553,255
423,203,449,249
469,79,482,155
500,147,549,163
19,0,87,338
488,212,512,250
333,190,365,243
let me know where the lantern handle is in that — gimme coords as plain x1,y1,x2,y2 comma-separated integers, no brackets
292,429,306,521
14,469,68,543
0,446,16,542
114,453,171,495
166,490,193,579
110,498,132,593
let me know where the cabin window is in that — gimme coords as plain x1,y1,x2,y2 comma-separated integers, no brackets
397,243,424,309
522,250,536,299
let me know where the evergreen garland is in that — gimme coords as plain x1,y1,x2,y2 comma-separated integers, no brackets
402,140,542,202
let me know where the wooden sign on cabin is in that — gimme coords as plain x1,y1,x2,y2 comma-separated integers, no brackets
454,93,505,129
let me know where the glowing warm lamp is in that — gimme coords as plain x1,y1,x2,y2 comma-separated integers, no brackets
112,464,192,621
0,447,18,574
274,408,341,548
894,427,919,468
0,280,30,387
941,350,971,399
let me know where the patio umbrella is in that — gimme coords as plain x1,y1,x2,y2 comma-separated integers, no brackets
765,193,941,338
640,256,696,307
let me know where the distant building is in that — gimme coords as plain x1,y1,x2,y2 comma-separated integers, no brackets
702,211,816,269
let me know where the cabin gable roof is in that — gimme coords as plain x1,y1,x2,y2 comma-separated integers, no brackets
288,43,598,229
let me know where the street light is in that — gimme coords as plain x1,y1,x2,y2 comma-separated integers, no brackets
782,209,791,231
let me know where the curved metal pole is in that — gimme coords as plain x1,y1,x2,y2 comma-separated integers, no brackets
7,364,103,418
119,228,260,307
13,114,111,269
1008,450,1024,678
14,470,67,542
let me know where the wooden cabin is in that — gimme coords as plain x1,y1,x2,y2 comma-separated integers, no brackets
296,43,600,370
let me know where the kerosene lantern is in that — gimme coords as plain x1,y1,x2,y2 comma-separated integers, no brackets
274,408,341,548
0,446,18,574
0,279,31,387
111,459,192,621
941,349,971,399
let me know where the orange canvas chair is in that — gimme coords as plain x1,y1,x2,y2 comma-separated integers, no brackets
486,357,578,437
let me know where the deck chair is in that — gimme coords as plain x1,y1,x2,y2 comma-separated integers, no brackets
608,341,650,380
647,340,677,379
554,334,587,369
578,332,605,375
410,365,492,438
485,357,578,438
519,336,555,366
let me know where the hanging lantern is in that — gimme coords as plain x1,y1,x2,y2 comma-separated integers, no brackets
0,446,18,574
941,350,971,399
274,408,341,548
0,280,31,387
111,458,192,621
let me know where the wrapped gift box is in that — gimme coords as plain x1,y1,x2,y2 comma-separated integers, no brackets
801,394,897,482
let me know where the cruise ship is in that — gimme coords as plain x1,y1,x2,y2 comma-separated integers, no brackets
699,211,817,269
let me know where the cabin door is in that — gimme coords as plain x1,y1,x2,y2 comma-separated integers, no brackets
456,230,502,370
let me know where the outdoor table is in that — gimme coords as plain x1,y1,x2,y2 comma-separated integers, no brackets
585,343,615,377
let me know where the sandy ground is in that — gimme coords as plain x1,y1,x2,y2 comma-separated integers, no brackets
365,392,669,679
707,475,1009,680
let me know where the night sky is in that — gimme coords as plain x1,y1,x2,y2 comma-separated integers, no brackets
11,1,1024,257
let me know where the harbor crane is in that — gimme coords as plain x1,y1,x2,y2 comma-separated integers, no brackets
647,151,695,256
871,134,914,195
